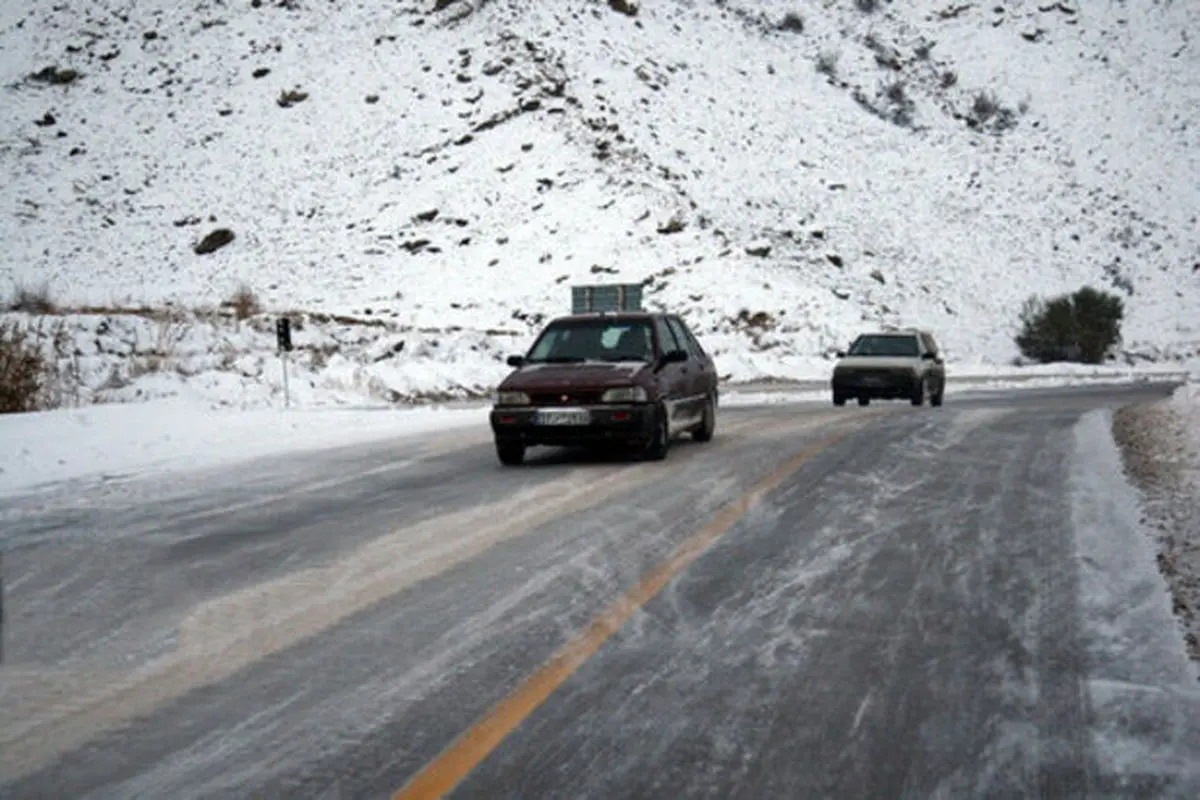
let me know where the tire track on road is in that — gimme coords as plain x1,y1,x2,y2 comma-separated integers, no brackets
0,407,872,784
0,462,649,781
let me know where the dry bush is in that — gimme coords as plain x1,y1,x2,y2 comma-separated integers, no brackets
6,282,57,314
131,316,188,377
0,319,68,413
224,284,262,320
815,50,839,77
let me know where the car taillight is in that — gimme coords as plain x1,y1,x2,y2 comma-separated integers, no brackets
613,411,631,421
498,415,517,424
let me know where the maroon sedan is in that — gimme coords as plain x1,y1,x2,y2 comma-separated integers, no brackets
489,311,719,465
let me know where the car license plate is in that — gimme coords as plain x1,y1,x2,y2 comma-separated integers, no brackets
534,408,590,425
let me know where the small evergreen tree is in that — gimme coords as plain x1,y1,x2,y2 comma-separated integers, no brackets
1015,285,1124,364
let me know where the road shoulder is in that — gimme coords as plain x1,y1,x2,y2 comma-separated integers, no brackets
1110,383,1200,670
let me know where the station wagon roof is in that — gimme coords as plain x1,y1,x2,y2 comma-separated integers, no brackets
547,311,661,324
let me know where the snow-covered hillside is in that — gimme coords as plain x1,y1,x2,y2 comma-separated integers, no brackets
2,0,1198,403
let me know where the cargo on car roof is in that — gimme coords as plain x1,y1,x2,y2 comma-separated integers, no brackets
570,283,643,315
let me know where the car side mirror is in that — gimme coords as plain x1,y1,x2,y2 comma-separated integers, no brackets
660,349,688,365
835,350,846,358
921,352,935,360
506,354,526,368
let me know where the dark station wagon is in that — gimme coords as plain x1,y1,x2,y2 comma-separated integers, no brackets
489,311,719,465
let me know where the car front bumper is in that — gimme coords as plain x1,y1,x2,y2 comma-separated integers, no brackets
832,371,921,399
489,403,655,447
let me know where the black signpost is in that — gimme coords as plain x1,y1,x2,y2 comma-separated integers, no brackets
276,317,293,409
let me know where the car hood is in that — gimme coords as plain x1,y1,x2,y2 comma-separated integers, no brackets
835,356,921,370
500,361,650,390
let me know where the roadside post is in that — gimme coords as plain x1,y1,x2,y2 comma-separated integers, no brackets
276,316,293,409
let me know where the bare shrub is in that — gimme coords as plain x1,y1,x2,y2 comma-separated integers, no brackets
6,282,57,314
971,90,999,123
967,89,1019,132
855,0,880,12
0,319,68,413
815,50,839,76
132,316,188,376
854,80,915,127
223,284,261,320
309,343,338,370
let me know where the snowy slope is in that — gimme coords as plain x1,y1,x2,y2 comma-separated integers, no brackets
2,0,1198,401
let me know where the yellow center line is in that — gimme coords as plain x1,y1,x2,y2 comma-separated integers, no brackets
392,426,857,800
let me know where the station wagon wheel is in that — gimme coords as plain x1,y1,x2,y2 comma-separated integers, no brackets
911,377,926,407
691,393,716,442
643,404,670,461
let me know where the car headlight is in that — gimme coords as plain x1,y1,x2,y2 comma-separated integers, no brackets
494,391,531,406
601,386,648,403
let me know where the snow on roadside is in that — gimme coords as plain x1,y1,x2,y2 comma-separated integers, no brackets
1109,380,1200,669
0,400,486,499
1069,410,1200,792
7,309,1194,415
0,308,1191,501
2,310,517,409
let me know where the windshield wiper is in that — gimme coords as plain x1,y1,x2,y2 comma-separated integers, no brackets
532,356,587,363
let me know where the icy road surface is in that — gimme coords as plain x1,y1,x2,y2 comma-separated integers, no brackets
1,384,1197,798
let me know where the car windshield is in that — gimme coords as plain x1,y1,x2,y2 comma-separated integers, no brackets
526,319,655,363
847,334,920,357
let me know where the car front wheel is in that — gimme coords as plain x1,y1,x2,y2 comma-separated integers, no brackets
642,404,670,460
692,394,716,442
911,378,926,406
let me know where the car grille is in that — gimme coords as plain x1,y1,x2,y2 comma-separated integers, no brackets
845,368,910,383
530,390,605,406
